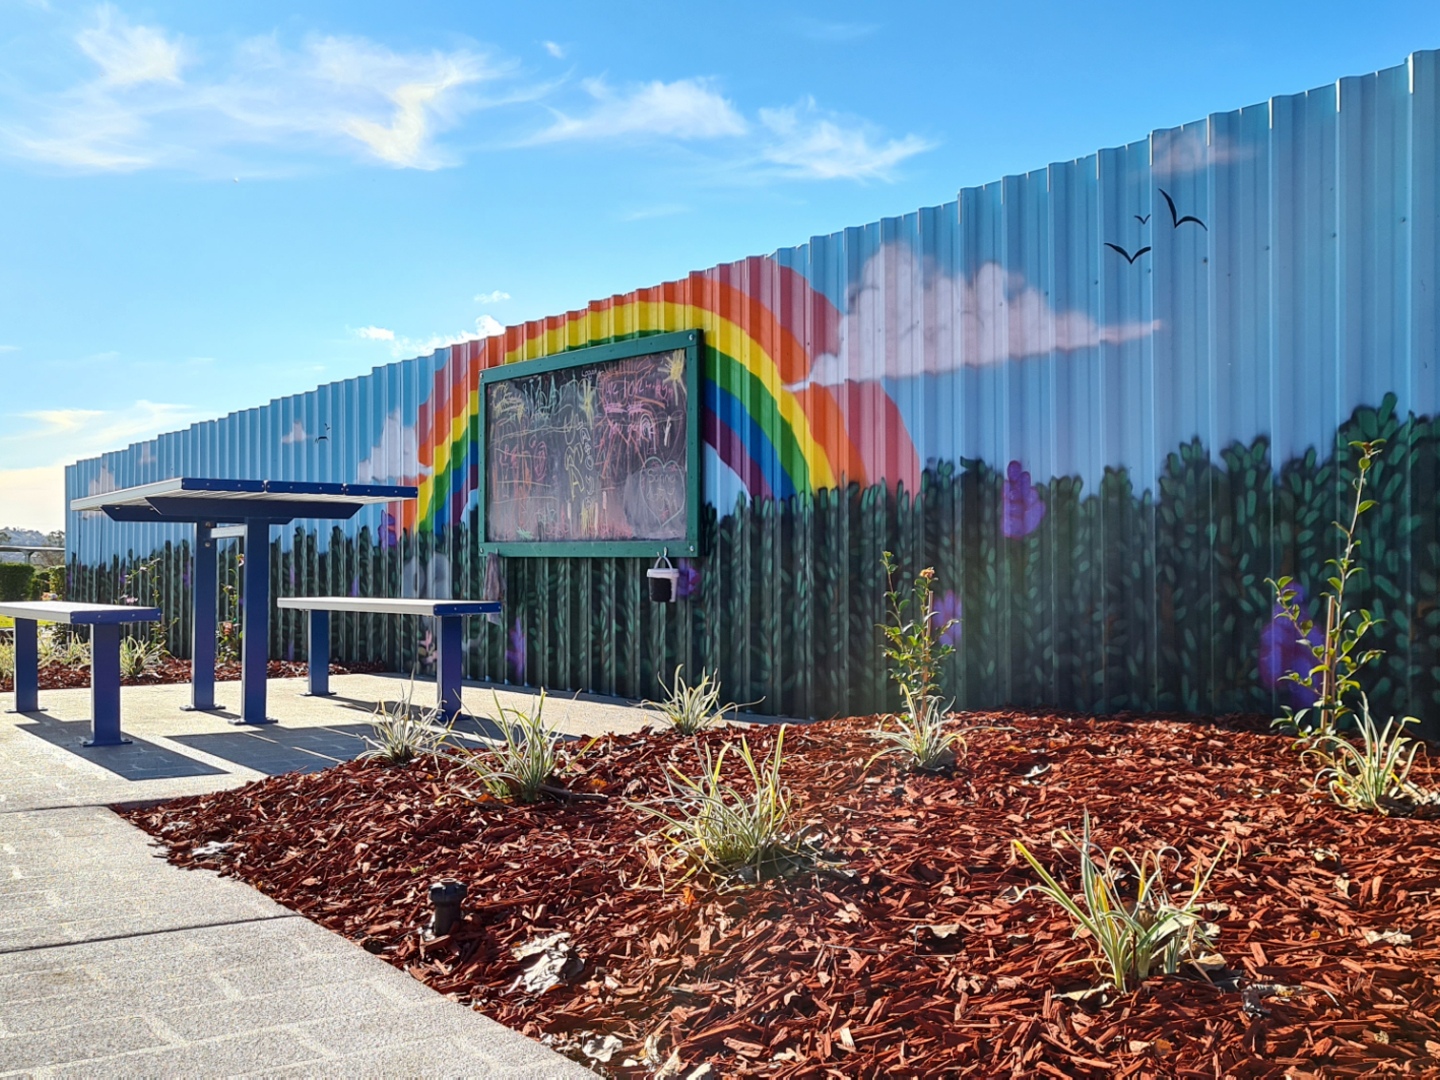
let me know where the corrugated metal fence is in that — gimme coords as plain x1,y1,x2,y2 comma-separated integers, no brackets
67,50,1440,733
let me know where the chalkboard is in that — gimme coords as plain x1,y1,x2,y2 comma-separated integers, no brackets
482,334,698,553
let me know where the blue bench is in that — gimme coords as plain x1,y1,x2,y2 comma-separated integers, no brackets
276,597,501,721
2,601,163,746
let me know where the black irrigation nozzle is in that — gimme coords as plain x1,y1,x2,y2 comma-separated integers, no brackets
427,878,468,939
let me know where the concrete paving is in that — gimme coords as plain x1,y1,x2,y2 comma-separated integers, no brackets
0,673,670,1078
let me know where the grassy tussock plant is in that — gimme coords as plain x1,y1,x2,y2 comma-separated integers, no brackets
1012,814,1227,993
451,691,560,803
358,682,454,765
0,640,12,678
635,727,798,881
118,635,165,679
870,689,963,772
874,552,963,771
644,665,747,736
40,629,89,668
1307,696,1428,814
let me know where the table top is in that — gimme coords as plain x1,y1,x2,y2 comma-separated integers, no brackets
276,597,502,617
0,601,163,624
70,478,417,525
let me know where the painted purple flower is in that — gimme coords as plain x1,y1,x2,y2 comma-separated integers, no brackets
288,562,297,588
1259,584,1320,709
348,574,360,598
181,561,191,590
379,511,399,551
1002,460,1046,539
418,629,437,669
507,617,527,684
928,589,963,648
675,561,701,600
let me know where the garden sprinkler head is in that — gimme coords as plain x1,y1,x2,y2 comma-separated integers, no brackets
426,879,468,939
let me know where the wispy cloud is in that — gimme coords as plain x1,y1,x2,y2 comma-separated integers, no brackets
473,290,511,303
793,17,880,42
0,345,18,353
530,77,747,143
619,203,689,221
542,40,565,59
354,325,395,341
5,10,507,172
76,3,183,86
369,315,507,359
759,99,933,181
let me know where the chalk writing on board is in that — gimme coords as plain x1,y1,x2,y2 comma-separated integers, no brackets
485,348,689,543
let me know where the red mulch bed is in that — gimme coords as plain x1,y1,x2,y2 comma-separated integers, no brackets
0,658,384,693
121,711,1440,1077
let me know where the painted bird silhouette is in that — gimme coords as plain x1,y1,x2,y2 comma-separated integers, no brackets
315,424,330,444
1105,242,1152,264
1158,188,1207,230
1134,214,1151,225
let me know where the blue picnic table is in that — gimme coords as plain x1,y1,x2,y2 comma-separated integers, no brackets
1,600,163,746
70,478,416,726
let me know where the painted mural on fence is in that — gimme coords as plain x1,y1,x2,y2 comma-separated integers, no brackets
66,51,1440,732
485,349,689,543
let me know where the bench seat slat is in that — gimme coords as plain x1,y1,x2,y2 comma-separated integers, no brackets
276,597,500,617
0,601,162,625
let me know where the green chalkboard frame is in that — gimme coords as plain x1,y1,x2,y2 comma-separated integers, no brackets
475,329,702,558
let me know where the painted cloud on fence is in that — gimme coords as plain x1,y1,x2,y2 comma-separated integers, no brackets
800,246,1160,387
355,409,424,484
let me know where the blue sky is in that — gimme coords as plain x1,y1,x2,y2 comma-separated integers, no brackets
1,0,1437,529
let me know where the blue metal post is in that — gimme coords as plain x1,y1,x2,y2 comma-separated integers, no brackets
185,523,218,711
10,618,38,713
86,623,129,746
238,519,275,724
305,609,332,696
435,615,465,721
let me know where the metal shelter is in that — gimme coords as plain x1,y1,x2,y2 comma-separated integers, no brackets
69,478,417,724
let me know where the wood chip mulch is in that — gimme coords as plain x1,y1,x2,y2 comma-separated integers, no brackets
0,658,384,693
121,711,1440,1078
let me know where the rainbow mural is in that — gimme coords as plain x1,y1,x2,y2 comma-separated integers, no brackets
409,259,922,534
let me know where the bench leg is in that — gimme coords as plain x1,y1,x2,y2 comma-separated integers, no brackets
185,522,219,712
435,616,465,722
8,618,39,713
305,609,333,697
236,519,276,725
86,623,130,747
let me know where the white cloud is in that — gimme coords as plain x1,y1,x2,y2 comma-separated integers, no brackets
354,325,395,341
0,346,18,353
356,409,423,484
798,245,1161,386
473,290,511,304
76,4,184,87
530,77,747,143
5,15,504,172
387,315,505,359
542,40,565,59
619,203,688,221
759,100,933,181
280,419,308,444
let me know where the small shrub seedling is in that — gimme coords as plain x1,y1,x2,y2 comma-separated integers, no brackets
118,635,164,679
1012,814,1227,993
635,727,799,881
1268,439,1386,738
450,691,560,803
873,552,963,771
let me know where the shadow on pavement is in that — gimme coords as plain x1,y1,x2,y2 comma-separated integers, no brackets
14,714,228,780
167,723,375,776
